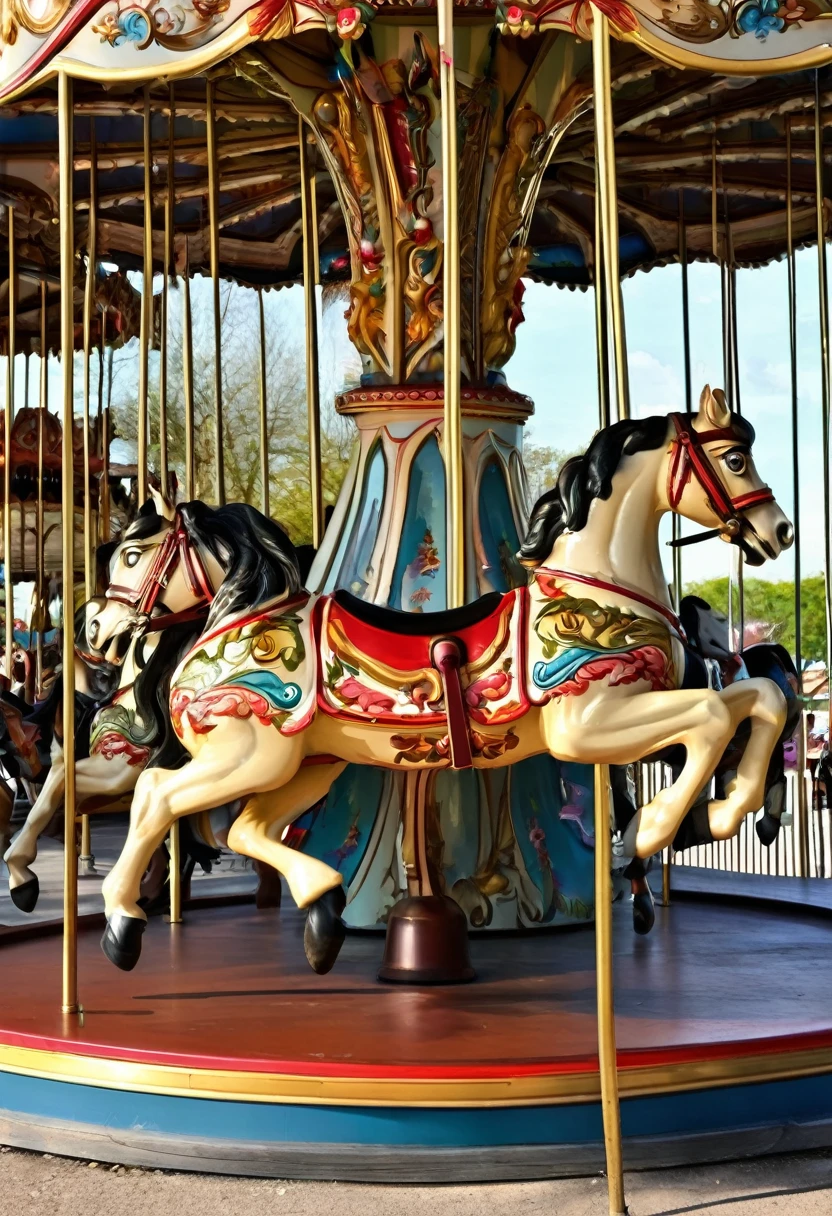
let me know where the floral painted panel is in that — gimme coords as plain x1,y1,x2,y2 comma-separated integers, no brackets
326,441,386,600
388,435,446,613
477,459,525,594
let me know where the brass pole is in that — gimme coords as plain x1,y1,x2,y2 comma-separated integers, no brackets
594,763,626,1215
206,78,225,505
182,244,195,500
100,309,111,546
679,190,692,412
138,86,152,507
814,71,832,735
787,116,809,875
36,279,47,697
438,0,464,607
592,9,628,423
4,204,15,681
257,286,269,517
169,819,182,924
159,86,174,498
59,71,79,1015
594,144,611,431
82,119,97,602
299,118,323,548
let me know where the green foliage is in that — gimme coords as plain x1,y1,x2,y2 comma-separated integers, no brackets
523,437,575,505
684,575,828,664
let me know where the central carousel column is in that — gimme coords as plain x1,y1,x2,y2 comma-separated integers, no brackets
236,22,596,972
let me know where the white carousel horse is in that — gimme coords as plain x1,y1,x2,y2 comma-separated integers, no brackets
90,387,793,974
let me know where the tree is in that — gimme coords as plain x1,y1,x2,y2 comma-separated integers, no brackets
683,575,828,665
523,437,575,505
108,278,357,545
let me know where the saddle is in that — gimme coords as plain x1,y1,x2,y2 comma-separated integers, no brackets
320,589,525,769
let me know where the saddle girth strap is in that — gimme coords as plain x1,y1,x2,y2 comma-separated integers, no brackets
431,638,473,771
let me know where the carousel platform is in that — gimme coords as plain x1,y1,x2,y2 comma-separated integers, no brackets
0,887,830,1181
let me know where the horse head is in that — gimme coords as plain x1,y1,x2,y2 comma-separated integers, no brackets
87,499,302,663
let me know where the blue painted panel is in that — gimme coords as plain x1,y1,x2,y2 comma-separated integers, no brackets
297,765,385,888
388,436,446,612
326,442,386,598
2,1070,832,1149
477,461,523,593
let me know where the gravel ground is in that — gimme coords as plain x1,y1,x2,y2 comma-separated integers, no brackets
0,1146,831,1216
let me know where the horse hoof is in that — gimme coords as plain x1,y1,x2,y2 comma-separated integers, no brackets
304,885,346,975
632,889,655,936
101,915,146,972
9,876,39,913
756,812,781,847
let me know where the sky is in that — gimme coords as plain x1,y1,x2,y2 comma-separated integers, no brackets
3,251,827,594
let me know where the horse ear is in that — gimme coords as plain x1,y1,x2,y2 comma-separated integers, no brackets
699,384,731,429
148,486,176,521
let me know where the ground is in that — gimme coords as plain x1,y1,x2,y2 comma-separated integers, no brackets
1,1147,831,1216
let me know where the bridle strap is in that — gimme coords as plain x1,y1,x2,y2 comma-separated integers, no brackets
141,604,211,634
667,413,774,526
105,511,215,620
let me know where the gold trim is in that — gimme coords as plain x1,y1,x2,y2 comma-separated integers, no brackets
0,1040,829,1108
327,618,443,704
625,24,832,76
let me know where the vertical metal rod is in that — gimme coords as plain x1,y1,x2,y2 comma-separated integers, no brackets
206,78,225,505
138,86,152,507
100,310,111,546
257,287,269,517
169,818,182,924
182,243,195,500
58,71,79,1015
788,122,803,698
159,85,174,497
438,0,464,607
594,763,626,1216
4,205,15,680
36,279,47,697
679,190,692,412
299,117,323,548
814,71,832,733
592,8,628,422
594,148,611,431
82,120,96,602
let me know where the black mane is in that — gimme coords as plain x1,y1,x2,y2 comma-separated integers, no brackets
178,500,302,631
518,412,756,567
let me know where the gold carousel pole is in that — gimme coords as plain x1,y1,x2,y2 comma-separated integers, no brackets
594,149,610,430
592,9,628,423
206,78,225,505
594,764,626,1215
138,86,152,507
815,72,832,762
182,242,195,500
257,286,269,517
36,279,47,697
99,309,110,546
299,118,323,548
438,0,464,607
159,84,174,499
58,71,79,1015
787,116,809,876
4,203,16,682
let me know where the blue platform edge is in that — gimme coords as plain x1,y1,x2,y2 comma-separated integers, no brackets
1,1070,830,1146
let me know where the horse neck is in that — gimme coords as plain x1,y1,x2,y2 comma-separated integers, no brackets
546,447,672,610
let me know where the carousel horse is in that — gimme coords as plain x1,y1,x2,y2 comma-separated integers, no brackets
88,386,793,975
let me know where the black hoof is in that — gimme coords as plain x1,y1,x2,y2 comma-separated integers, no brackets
304,885,346,975
101,915,146,972
756,812,781,847
10,876,39,914
632,888,655,936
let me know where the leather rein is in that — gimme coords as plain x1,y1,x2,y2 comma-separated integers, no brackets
105,512,214,634
666,413,773,548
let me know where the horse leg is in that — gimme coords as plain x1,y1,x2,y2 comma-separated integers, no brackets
226,763,348,972
546,686,737,857
707,678,787,839
5,751,138,911
0,778,15,862
101,719,307,970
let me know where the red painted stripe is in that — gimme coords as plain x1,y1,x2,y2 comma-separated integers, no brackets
1,1025,831,1080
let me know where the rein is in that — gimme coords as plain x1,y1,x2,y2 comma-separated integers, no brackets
666,413,773,548
106,512,215,623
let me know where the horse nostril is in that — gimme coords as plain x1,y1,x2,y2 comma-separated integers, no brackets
89,619,99,645
777,521,794,550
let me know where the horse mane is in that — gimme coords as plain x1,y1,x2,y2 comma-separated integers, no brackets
178,500,302,632
133,619,207,771
519,416,671,567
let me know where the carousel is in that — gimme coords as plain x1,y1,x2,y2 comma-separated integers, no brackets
0,0,831,1206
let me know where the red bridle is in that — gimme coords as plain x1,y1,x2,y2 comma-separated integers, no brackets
667,412,774,530
105,512,214,626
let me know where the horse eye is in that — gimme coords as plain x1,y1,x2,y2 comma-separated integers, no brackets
724,451,746,475
124,549,141,568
